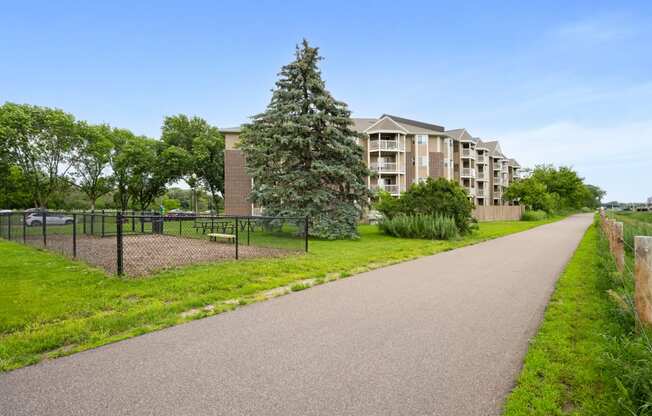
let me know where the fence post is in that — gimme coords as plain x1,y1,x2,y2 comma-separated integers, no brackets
7,212,11,241
635,236,652,327
101,209,105,237
116,212,124,276
22,212,26,243
247,218,250,246
235,217,239,260
179,217,182,235
614,221,624,272
304,217,309,252
42,211,47,247
140,211,144,233
72,213,77,258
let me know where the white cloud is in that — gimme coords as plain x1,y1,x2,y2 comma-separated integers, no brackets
553,14,637,43
499,121,652,202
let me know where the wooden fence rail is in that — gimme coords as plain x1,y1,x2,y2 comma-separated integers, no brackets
600,208,652,326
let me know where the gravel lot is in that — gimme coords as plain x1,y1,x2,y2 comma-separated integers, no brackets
24,234,295,276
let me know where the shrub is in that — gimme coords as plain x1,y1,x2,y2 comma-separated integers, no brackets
373,190,401,219
379,213,459,240
376,178,474,234
521,209,548,221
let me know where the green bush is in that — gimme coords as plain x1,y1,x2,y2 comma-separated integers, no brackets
521,209,548,221
375,178,474,234
378,213,459,240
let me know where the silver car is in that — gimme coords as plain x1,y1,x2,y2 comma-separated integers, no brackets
25,213,74,227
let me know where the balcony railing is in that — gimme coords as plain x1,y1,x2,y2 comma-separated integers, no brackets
369,140,405,152
477,155,486,164
461,167,476,177
477,171,486,180
466,187,476,197
370,162,404,173
461,148,475,158
493,191,502,199
371,184,402,195
493,177,502,186
476,187,485,197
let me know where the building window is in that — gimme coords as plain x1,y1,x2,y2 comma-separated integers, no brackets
420,155,428,167
416,135,427,145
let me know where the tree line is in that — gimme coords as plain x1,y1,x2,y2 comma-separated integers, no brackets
0,103,225,211
504,165,605,213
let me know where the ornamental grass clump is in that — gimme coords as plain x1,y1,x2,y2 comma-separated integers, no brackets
379,213,458,240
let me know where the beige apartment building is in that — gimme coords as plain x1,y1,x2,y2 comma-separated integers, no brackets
222,114,519,215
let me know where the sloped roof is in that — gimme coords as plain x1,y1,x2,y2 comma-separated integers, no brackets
483,140,505,158
380,114,445,134
364,116,409,134
475,139,489,150
351,118,377,133
508,158,520,167
445,128,477,143
352,115,448,135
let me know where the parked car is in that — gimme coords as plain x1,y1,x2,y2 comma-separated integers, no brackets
25,212,74,226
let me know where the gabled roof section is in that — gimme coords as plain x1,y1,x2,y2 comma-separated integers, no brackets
380,114,445,133
445,128,477,143
351,118,377,133
475,139,489,150
484,140,505,158
508,158,520,167
364,116,409,134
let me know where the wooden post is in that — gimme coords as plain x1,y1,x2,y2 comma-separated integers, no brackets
635,236,652,326
614,221,624,272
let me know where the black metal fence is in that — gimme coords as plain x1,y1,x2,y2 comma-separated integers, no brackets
0,211,308,276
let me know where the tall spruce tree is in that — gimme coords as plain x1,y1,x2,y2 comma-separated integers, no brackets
240,40,371,239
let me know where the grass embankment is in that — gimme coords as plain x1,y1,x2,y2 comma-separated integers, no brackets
503,215,652,415
1,217,560,372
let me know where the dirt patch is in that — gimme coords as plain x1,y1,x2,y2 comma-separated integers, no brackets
25,234,297,276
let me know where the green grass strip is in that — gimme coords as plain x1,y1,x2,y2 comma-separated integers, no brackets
503,224,623,415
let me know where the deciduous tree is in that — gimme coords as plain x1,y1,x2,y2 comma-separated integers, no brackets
0,103,79,208
72,123,114,210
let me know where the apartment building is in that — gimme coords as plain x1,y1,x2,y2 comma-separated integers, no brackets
222,114,519,215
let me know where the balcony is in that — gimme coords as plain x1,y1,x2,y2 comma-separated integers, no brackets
476,187,485,197
493,177,502,186
465,186,476,197
371,184,402,195
461,167,476,178
476,171,486,180
477,154,487,164
369,140,405,152
370,162,404,173
461,148,475,159
493,191,502,199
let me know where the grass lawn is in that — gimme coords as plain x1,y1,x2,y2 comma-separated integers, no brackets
1,217,561,372
503,222,634,415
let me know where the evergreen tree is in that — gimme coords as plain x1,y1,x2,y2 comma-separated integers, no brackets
240,40,371,239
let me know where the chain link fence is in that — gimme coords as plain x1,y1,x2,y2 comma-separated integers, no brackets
0,211,308,276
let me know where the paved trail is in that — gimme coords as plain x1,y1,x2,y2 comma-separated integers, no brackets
0,214,593,416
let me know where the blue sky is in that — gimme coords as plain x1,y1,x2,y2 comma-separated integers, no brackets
1,1,650,202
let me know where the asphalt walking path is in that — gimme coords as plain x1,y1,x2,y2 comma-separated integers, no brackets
0,214,593,416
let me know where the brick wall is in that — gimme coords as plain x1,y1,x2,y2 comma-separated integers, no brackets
428,152,444,179
224,150,252,215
